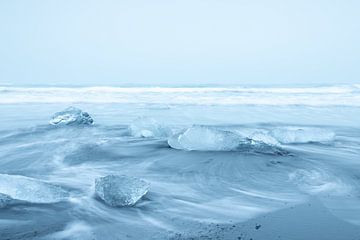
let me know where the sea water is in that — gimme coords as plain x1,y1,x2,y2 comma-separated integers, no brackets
0,85,359,239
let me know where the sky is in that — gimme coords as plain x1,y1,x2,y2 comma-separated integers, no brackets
0,0,359,87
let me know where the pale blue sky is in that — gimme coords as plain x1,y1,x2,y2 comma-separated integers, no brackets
0,0,359,86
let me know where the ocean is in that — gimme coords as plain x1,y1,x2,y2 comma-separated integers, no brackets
0,85,360,239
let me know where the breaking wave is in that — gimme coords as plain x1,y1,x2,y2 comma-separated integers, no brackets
0,85,360,106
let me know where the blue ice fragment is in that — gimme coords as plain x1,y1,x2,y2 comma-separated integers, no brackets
168,125,287,155
0,174,69,204
95,175,150,207
169,126,243,151
50,106,93,125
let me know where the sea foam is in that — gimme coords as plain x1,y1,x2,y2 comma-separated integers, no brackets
0,85,359,106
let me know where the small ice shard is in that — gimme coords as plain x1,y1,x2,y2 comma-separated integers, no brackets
95,175,150,207
0,193,13,208
270,127,335,144
168,125,244,151
0,174,69,204
49,107,94,125
129,117,170,138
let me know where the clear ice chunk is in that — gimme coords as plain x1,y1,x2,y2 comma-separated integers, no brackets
95,175,150,207
168,126,245,151
168,126,287,154
49,106,94,125
129,117,170,138
0,174,69,204
270,127,335,144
